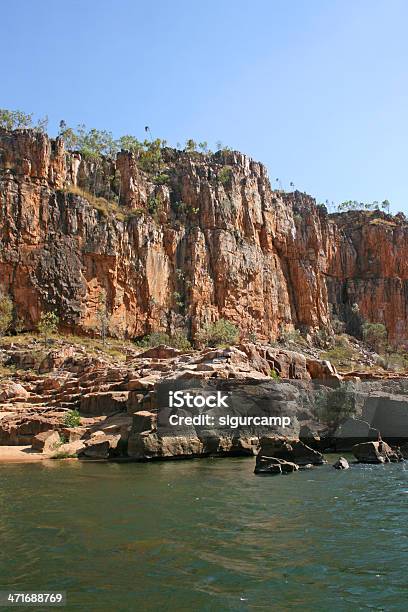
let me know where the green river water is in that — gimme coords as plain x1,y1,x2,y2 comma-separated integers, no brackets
0,456,407,611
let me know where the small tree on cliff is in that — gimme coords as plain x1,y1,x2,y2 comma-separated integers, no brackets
381,199,391,213
362,322,387,353
185,139,197,153
58,120,78,150
0,292,13,336
75,125,118,196
118,135,143,154
38,311,59,346
0,109,48,133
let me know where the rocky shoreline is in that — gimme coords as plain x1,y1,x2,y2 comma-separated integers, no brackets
254,438,405,476
1,338,407,470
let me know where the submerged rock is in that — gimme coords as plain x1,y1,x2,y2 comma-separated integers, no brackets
254,455,299,475
333,457,350,469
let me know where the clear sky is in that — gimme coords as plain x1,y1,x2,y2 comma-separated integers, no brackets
2,0,408,211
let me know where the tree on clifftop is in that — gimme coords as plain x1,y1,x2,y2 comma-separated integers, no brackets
0,109,33,130
337,199,392,213
0,109,48,133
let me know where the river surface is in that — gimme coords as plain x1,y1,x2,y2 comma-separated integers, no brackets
0,456,407,611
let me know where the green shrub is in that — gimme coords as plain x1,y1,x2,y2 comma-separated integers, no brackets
218,166,232,186
118,135,143,154
155,173,169,185
0,108,47,132
314,327,333,348
138,139,163,173
269,370,280,379
171,332,192,351
147,195,164,217
64,409,81,428
195,319,239,347
248,331,258,343
321,335,357,367
136,332,170,348
38,311,59,346
331,316,346,335
279,328,307,346
376,349,408,371
52,452,78,460
362,322,387,352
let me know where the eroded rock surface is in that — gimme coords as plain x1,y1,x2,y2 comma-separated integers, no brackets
1,337,408,462
352,441,403,464
2,129,408,343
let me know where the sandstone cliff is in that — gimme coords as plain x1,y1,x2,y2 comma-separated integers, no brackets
1,129,407,344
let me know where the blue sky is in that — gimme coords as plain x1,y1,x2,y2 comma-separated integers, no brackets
2,0,408,211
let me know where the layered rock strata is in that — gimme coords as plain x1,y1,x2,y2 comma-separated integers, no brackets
1,129,408,344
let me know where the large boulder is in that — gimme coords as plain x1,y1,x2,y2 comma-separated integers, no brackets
87,413,133,443
352,441,402,464
79,433,121,459
299,424,321,449
51,439,86,457
137,345,182,359
131,410,157,434
0,414,63,445
258,436,325,465
361,392,408,440
254,455,299,475
32,430,61,453
333,457,350,469
238,344,310,379
306,358,341,382
0,381,29,402
60,426,87,442
334,418,379,451
128,432,204,460
39,346,76,373
128,408,205,459
127,376,160,392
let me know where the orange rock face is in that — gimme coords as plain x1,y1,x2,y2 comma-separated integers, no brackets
0,129,407,344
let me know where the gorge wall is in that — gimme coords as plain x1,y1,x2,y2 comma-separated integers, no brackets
1,128,407,345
